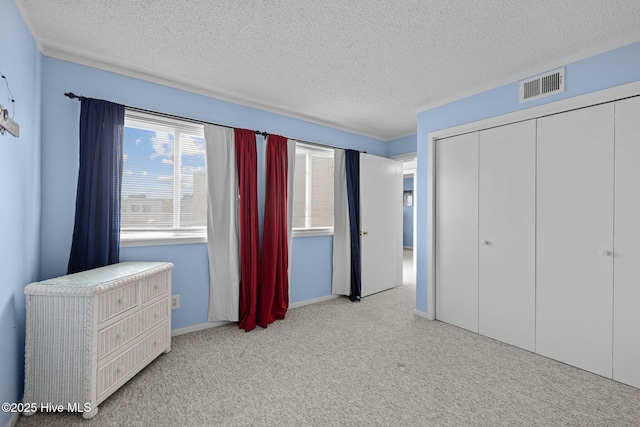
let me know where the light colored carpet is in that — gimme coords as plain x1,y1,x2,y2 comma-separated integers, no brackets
16,285,640,426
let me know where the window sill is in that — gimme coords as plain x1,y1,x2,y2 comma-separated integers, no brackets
121,233,207,247
121,228,333,245
292,228,334,238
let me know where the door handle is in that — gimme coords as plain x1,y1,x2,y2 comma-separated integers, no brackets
599,249,612,256
360,230,368,236
481,240,490,245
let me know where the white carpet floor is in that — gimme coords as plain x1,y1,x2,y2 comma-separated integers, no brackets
15,281,640,426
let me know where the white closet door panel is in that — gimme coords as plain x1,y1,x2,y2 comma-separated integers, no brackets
613,96,640,388
435,132,479,332
478,120,536,352
360,154,402,297
536,104,614,378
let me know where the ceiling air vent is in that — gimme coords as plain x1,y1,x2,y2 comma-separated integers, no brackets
519,68,565,103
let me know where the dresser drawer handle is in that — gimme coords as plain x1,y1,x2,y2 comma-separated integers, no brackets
117,298,123,304
116,332,125,340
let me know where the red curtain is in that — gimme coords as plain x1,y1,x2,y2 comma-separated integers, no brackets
257,134,289,328
235,129,259,332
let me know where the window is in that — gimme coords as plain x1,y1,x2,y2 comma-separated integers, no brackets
121,110,206,244
292,144,334,234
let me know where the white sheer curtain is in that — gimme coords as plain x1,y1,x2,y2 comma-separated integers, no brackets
287,139,297,286
204,125,240,321
332,148,351,295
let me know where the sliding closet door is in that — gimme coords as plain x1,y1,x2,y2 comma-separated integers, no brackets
613,96,640,388
360,153,402,297
536,104,614,378
478,120,536,352
435,132,478,332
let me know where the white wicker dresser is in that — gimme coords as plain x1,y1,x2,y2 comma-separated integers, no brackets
23,261,174,420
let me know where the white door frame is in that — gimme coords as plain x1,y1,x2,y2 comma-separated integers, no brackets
392,153,418,272
426,80,640,321
394,154,418,243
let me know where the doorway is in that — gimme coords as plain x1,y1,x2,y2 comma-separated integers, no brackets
396,154,417,288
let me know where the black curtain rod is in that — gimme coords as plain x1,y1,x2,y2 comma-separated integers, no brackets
64,92,353,151
64,92,269,138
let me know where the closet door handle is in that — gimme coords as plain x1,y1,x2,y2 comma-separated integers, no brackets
481,240,490,246
599,249,612,256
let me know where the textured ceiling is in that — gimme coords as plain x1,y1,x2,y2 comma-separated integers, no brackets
17,0,640,140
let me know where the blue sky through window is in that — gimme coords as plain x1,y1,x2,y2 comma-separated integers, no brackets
122,127,205,200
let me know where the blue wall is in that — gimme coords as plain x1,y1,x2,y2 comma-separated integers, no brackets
403,177,414,247
0,0,42,424
289,236,334,304
38,57,390,331
387,134,417,157
415,40,640,314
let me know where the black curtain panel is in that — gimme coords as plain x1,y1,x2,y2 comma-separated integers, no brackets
345,149,361,302
67,98,124,274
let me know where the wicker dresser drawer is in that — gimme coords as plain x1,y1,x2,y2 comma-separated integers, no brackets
97,298,170,359
96,325,170,400
143,298,170,330
98,309,145,359
141,273,170,303
98,282,139,324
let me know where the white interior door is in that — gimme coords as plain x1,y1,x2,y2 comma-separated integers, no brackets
360,153,402,297
435,132,479,333
613,96,640,388
536,104,614,378
478,120,536,352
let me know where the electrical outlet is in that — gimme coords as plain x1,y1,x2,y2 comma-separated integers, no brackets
171,295,180,309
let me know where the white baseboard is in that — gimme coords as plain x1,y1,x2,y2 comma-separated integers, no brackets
171,295,341,336
414,309,433,320
171,320,230,336
5,411,19,427
289,294,340,309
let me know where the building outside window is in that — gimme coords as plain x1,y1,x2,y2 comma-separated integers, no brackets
292,144,334,235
